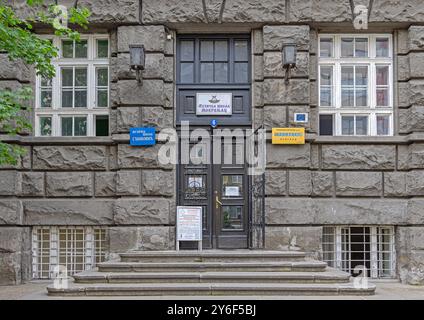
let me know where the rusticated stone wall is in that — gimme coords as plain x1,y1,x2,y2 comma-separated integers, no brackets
1,0,424,286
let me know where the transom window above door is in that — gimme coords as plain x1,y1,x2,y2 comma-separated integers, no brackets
35,35,110,137
178,37,250,84
318,34,393,136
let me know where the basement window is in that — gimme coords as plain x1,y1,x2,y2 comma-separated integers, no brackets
322,226,396,279
32,227,107,279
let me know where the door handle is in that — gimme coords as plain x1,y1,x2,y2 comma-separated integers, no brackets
215,195,222,209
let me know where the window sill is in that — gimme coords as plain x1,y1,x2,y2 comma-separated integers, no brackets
0,135,114,145
309,133,424,144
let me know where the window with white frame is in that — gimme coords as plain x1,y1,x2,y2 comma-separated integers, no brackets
322,226,396,279
35,35,110,137
318,35,393,136
32,226,107,279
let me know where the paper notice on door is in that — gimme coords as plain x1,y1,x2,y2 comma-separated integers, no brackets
225,186,240,197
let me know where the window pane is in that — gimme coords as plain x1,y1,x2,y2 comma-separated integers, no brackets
41,77,52,87
180,40,194,61
356,66,368,86
355,38,368,57
97,68,108,86
61,68,73,87
320,88,332,106
61,117,73,136
235,62,248,83
222,205,243,230
214,63,228,83
41,90,52,108
222,175,243,197
320,66,333,85
319,114,333,136
200,41,214,61
61,90,73,108
200,63,214,83
97,90,108,108
215,41,228,61
97,39,109,58
75,68,87,86
341,38,354,57
235,40,248,61
341,67,354,85
342,89,354,107
96,115,109,136
74,117,87,136
356,116,368,135
40,117,52,136
320,38,333,57
180,63,194,83
377,89,389,106
342,116,354,135
62,40,73,58
75,40,88,58
356,89,368,106
74,90,87,108
376,66,389,85
376,38,389,57
377,115,390,135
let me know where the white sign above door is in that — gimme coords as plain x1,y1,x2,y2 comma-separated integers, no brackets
196,93,232,115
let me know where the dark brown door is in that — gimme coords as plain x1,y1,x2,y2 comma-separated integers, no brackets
178,131,248,249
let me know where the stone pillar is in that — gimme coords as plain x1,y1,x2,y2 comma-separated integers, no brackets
397,227,424,285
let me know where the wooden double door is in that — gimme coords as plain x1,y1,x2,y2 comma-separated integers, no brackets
178,131,249,249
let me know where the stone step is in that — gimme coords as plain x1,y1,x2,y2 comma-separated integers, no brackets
119,250,306,263
73,269,350,284
97,261,328,273
47,282,376,297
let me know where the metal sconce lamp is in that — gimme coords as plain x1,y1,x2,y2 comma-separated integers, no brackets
281,43,297,84
129,44,145,84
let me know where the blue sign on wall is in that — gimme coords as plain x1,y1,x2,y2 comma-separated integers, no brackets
130,127,156,146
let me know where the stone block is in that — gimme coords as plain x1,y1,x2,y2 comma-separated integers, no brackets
253,55,263,81
409,26,424,51
95,172,116,197
399,106,424,133
288,105,317,133
114,199,171,225
0,227,30,285
288,170,312,196
116,80,166,106
263,25,310,51
409,53,424,79
265,226,322,259
141,170,174,197
398,82,411,108
111,53,168,81
336,172,382,197
23,200,114,225
266,198,315,225
267,143,311,169
19,172,44,197
0,201,22,225
265,170,286,196
116,107,140,133
384,172,407,197
0,146,30,170
253,29,264,54
397,29,409,54
46,172,93,197
117,26,166,52
118,144,172,169
321,145,396,170
406,171,424,196
0,171,18,196
263,79,310,105
263,106,286,129
311,171,334,197
116,170,141,196
0,54,32,82
33,146,107,170
397,55,409,81
408,80,424,106
141,107,173,130
398,227,424,285
109,226,174,258
253,82,263,107
398,144,424,170
407,199,424,225
263,51,309,78
370,1,424,22
290,0,351,22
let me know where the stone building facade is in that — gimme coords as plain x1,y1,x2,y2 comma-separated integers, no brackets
1,0,424,286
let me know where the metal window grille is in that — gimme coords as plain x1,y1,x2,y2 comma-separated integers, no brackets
32,226,107,279
322,226,395,279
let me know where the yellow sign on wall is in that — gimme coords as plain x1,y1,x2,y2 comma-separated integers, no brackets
272,128,305,145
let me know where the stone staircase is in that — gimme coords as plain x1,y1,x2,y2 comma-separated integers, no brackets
47,250,376,296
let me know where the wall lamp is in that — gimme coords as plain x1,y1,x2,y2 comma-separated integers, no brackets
129,44,145,84
281,43,297,84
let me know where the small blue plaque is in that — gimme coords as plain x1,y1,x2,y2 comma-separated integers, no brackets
210,119,218,128
130,127,156,146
